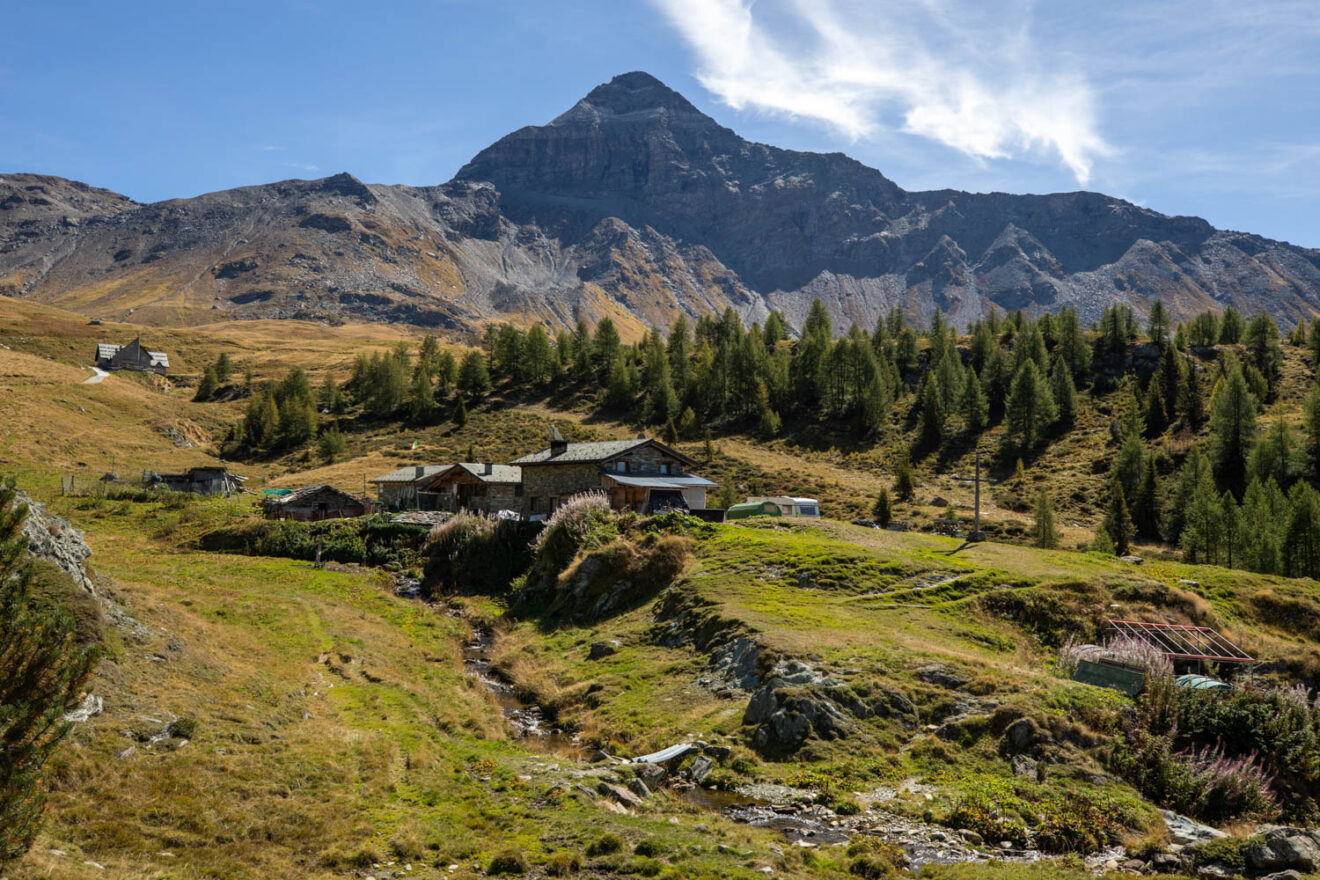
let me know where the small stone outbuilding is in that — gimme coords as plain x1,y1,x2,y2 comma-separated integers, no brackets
263,485,373,522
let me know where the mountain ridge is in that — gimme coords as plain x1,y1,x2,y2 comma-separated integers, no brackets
2,71,1317,333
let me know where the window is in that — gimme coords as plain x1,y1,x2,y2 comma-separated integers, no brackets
659,463,670,475
615,461,629,473
514,485,524,497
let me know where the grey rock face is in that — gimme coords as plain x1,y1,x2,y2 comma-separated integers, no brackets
1163,810,1228,847
19,490,94,594
1246,829,1320,874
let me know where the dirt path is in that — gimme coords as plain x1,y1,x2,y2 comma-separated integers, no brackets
85,366,109,384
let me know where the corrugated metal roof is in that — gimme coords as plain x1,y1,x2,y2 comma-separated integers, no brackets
368,465,451,484
97,343,120,359
605,474,717,489
512,438,651,465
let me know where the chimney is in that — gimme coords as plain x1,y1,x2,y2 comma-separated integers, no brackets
484,462,493,475
548,424,568,458
414,465,424,479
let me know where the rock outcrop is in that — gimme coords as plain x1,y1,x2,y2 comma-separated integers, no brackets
2,72,1318,333
19,490,94,594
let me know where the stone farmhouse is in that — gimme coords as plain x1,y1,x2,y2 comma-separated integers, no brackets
417,464,523,515
367,432,716,518
512,433,715,517
95,337,169,374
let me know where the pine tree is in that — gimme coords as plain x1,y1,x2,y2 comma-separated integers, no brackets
457,350,491,400
1180,463,1222,564
1249,415,1295,490
317,424,347,462
593,319,622,377
1132,456,1162,539
1147,300,1169,347
873,488,892,528
1244,313,1284,398
678,407,698,440
1145,381,1168,436
1219,306,1245,344
520,325,553,384
436,351,457,397
1048,357,1076,428
1004,360,1056,449
604,354,635,411
318,373,342,415
194,365,219,402
0,479,99,863
893,452,916,501
960,370,989,433
214,352,233,384
1304,383,1320,479
860,377,892,438
1208,355,1258,496
451,394,467,428
1102,478,1136,556
1220,490,1243,569
662,417,680,445
754,380,781,437
1180,356,1204,425
1156,346,1182,424
407,368,438,425
1033,488,1058,549
918,375,945,450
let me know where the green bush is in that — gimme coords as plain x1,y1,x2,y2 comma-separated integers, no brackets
487,848,528,875
585,833,623,857
423,512,536,594
200,515,428,568
1110,679,1301,822
545,851,583,876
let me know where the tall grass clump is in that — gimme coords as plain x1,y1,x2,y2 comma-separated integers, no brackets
531,493,616,583
424,512,534,595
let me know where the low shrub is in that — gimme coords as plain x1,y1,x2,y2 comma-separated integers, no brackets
487,848,528,875
545,851,583,876
1111,679,1301,822
585,833,623,857
945,775,1138,853
200,515,428,568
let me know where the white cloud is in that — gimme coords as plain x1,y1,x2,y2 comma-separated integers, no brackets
650,0,1111,184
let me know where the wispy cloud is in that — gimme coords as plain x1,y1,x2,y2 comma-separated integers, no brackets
650,0,1111,184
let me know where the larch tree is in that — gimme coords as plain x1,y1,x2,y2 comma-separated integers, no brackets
1004,360,1056,450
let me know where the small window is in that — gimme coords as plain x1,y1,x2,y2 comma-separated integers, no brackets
615,461,628,473
659,463,670,475
514,485,524,497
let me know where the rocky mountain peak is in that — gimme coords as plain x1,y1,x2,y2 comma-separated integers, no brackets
550,71,706,126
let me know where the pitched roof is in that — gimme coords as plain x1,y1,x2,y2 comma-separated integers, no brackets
512,437,696,467
368,465,451,484
268,484,364,505
451,463,522,483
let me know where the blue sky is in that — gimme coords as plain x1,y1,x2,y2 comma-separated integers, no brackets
3,1,1318,247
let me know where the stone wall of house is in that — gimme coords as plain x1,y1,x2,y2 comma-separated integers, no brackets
522,463,608,515
602,445,687,474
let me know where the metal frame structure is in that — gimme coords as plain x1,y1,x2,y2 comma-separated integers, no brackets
1107,619,1254,664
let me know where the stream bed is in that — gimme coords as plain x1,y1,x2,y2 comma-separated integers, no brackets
459,619,1124,873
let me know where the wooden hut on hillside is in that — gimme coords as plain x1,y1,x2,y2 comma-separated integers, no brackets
95,338,169,374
